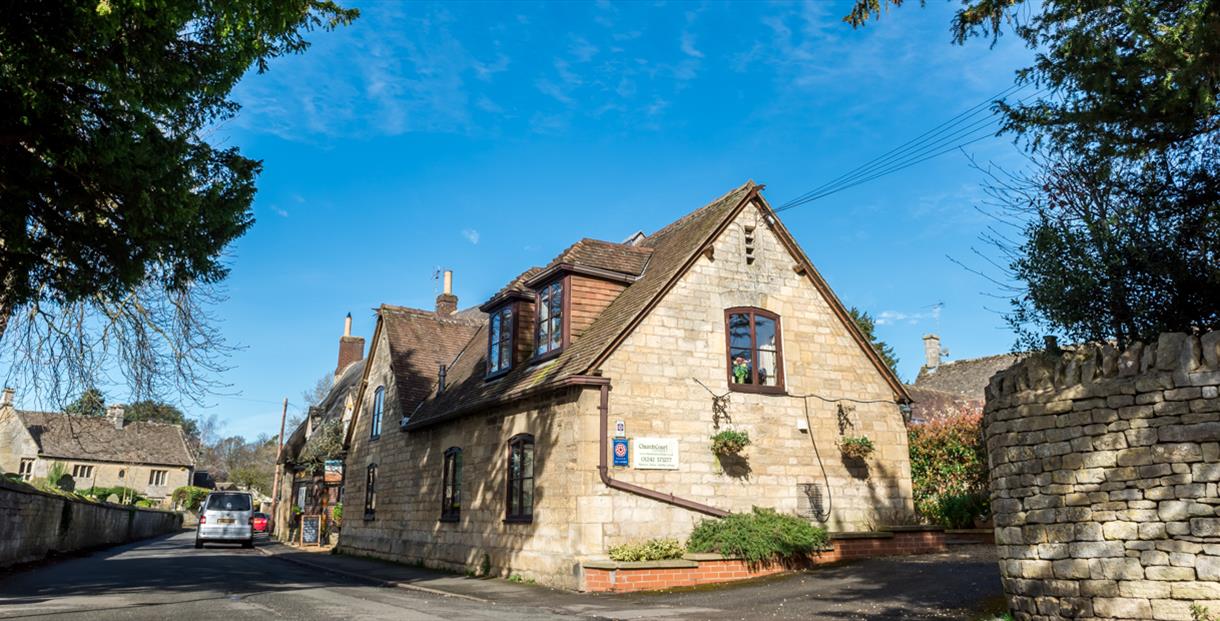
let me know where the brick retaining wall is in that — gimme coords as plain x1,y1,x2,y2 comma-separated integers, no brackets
581,527,946,592
984,333,1220,621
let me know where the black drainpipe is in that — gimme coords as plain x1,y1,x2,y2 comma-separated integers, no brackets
593,381,728,518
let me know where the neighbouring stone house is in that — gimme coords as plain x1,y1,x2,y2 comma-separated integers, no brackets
0,389,194,500
273,314,367,539
906,333,1021,424
340,181,914,590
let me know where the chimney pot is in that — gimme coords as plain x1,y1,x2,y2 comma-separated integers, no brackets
344,313,352,337
443,270,453,296
1,387,13,407
922,334,942,371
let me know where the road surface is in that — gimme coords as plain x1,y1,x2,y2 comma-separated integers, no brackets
0,531,564,621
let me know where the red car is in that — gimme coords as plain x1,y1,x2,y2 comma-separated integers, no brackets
252,512,269,534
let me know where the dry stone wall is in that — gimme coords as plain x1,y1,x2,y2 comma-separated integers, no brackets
0,478,182,567
984,332,1220,621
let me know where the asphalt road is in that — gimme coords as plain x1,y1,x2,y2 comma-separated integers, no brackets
0,531,566,621
0,532,1002,620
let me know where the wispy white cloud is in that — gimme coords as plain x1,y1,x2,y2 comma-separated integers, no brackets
876,305,943,326
461,229,480,245
680,32,704,58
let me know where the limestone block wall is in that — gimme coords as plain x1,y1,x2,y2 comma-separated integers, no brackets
984,333,1220,621
0,478,182,567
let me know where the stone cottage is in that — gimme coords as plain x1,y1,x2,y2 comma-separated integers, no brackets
0,390,194,500
340,181,914,589
906,333,1021,424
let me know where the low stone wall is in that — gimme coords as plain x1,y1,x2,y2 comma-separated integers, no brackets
581,527,947,592
0,478,183,567
984,333,1220,621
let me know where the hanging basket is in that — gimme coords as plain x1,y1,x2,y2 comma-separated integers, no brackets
838,436,875,459
710,429,751,456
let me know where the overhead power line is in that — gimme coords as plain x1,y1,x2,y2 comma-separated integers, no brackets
776,84,1038,212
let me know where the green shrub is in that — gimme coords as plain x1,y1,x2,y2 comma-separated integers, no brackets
608,538,686,562
331,503,343,525
135,499,159,508
908,412,988,525
938,493,989,529
710,429,751,455
171,486,211,512
838,435,875,459
687,507,828,564
80,486,146,505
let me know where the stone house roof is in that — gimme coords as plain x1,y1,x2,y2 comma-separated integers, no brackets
14,410,194,467
387,181,910,432
913,353,1022,399
380,304,484,418
280,359,366,465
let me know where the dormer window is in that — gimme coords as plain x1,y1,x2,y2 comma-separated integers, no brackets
487,306,513,377
535,279,565,357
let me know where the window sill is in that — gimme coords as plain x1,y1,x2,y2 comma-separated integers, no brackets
728,384,787,395
503,516,534,524
484,367,511,381
369,434,381,442
439,515,460,523
530,350,562,365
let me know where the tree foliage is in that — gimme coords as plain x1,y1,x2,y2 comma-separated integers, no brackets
63,387,106,417
0,0,357,406
848,307,901,378
848,0,1220,344
125,400,199,439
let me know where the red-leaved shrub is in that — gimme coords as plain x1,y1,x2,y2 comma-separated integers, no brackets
907,412,988,525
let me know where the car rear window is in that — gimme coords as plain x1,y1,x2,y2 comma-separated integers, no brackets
206,493,251,511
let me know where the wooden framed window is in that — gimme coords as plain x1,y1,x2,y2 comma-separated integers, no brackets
148,470,167,486
534,280,565,358
18,458,34,481
72,464,94,479
364,464,377,519
725,308,785,393
487,306,514,377
440,447,462,521
370,386,384,439
505,434,534,522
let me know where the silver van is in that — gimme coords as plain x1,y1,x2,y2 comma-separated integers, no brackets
195,491,254,549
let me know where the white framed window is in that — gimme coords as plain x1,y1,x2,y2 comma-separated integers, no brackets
148,470,167,486
72,464,94,479
18,459,34,481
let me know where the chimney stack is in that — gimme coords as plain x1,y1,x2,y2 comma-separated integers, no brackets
335,313,366,380
106,404,125,430
922,334,942,372
1,387,13,408
435,269,458,316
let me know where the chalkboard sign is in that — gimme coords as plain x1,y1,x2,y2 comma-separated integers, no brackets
300,515,322,546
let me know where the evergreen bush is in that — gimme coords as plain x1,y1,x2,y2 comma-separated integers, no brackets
607,538,686,562
686,507,828,564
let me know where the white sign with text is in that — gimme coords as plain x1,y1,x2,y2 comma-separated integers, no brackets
634,437,680,470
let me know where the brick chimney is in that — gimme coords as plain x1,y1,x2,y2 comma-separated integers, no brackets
1,387,13,408
922,334,942,372
106,404,125,430
435,270,458,316
335,313,365,379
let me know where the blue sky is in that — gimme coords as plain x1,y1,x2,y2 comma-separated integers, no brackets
191,1,1033,438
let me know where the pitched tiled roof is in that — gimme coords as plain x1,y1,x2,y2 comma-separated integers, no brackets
380,305,483,416
913,353,1022,399
542,238,653,277
405,182,758,429
281,359,366,463
16,410,194,467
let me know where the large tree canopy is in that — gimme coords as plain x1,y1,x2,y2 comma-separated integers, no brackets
0,1,356,404
848,0,1220,344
